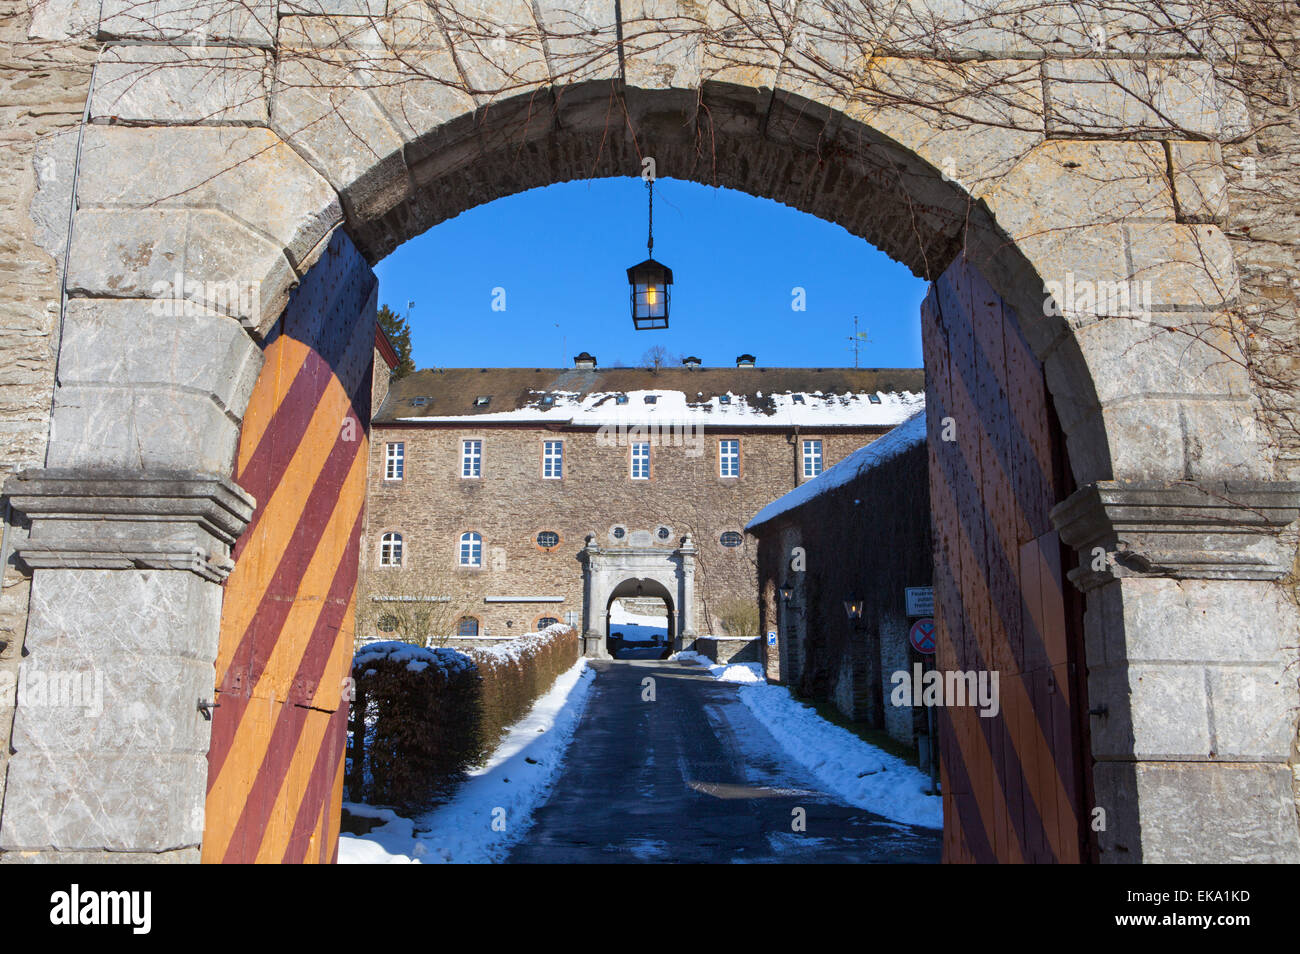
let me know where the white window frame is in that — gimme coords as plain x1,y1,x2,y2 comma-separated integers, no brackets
459,531,483,567
461,439,482,479
802,439,824,478
379,532,403,567
385,441,405,480
719,439,740,478
543,439,563,479
631,442,651,480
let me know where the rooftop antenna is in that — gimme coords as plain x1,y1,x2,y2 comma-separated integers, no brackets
846,315,870,368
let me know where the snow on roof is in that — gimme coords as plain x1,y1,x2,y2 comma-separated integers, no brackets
746,409,928,531
395,388,924,429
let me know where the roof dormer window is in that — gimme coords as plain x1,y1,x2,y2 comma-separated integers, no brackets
474,395,491,407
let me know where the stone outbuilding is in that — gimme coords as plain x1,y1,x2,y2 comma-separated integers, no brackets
748,411,932,754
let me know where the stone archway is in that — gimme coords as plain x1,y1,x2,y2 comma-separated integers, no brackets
580,534,696,658
4,2,1298,863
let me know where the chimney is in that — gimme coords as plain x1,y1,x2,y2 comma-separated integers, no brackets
735,353,756,368
681,356,701,369
573,351,597,369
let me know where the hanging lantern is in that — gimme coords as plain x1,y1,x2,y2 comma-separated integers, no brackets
628,178,672,330
628,258,672,330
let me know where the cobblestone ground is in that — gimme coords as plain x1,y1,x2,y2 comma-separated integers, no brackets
507,657,942,864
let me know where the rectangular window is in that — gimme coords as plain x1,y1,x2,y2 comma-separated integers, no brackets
385,441,404,480
543,440,563,479
802,439,823,478
719,439,740,478
462,439,482,478
631,442,651,480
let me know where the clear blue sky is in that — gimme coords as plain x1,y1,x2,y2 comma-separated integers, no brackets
375,177,927,371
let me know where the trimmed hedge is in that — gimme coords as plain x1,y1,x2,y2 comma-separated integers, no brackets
347,625,579,809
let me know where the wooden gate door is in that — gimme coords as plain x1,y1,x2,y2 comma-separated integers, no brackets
922,254,1095,863
201,232,376,863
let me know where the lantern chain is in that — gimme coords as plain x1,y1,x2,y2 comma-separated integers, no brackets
647,177,654,257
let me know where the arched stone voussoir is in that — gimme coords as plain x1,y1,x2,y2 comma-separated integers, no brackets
821,58,1046,199
270,47,479,235
433,0,550,101
271,52,411,225
979,140,1177,240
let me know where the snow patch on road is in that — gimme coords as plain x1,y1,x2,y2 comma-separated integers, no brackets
338,657,597,864
679,655,942,830
671,652,765,683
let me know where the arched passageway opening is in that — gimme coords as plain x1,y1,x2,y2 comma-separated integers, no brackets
606,579,675,661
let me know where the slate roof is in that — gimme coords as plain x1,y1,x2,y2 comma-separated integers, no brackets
373,366,926,428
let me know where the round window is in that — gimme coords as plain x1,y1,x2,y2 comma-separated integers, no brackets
377,614,398,633
719,531,743,548
612,526,626,540
537,530,560,549
656,525,672,541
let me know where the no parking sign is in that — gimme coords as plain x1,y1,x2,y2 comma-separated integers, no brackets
909,618,936,655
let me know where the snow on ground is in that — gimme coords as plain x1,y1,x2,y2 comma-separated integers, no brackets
608,604,667,643
338,657,597,864
677,655,942,830
671,651,765,683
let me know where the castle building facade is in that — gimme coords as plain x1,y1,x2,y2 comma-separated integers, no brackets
359,352,923,656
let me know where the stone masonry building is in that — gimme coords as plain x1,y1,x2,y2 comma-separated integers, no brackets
360,354,924,656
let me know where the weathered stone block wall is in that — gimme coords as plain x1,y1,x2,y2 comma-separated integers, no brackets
371,345,391,416
878,610,917,747
1214,36,1300,824
0,1,95,847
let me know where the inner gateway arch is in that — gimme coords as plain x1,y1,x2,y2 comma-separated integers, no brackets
1,2,1298,863
581,532,696,656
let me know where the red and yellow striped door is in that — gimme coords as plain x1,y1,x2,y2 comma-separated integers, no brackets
202,233,376,863
923,254,1095,863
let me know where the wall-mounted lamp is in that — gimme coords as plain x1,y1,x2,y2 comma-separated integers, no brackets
843,599,864,621
779,583,794,603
